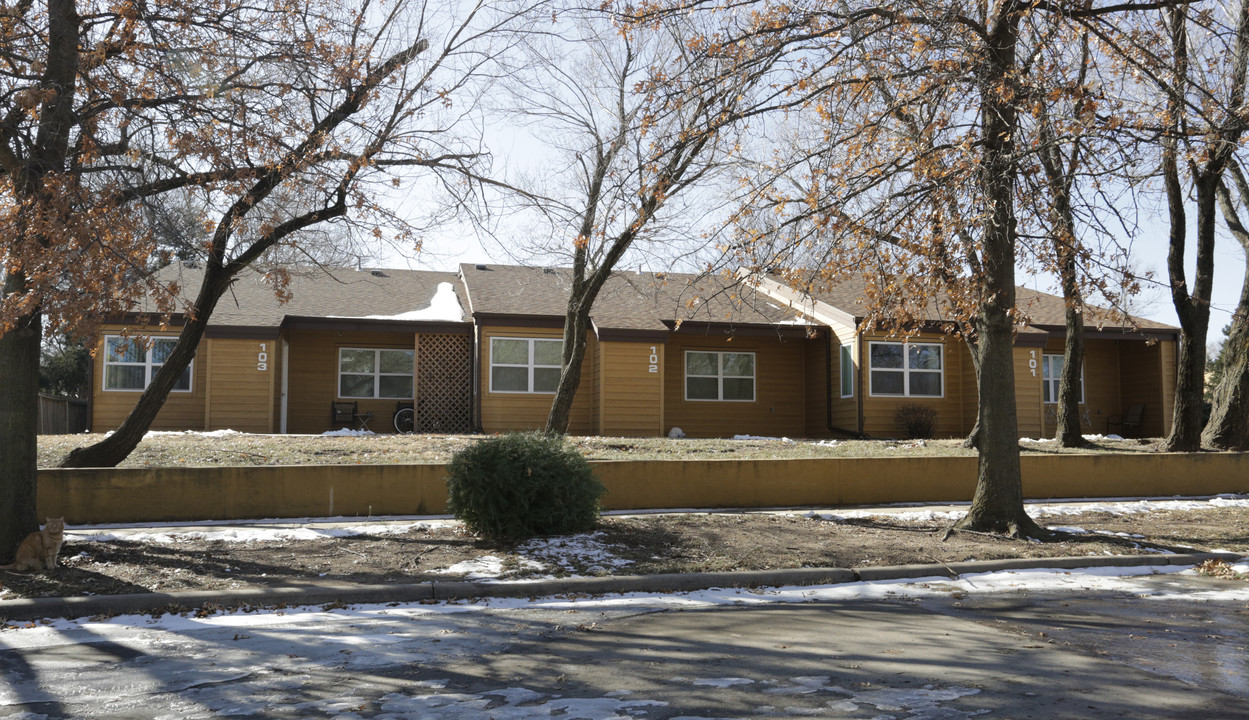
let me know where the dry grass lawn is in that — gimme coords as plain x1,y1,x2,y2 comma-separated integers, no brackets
37,431,1163,468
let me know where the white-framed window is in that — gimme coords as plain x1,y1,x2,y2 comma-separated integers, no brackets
868,341,943,397
1042,353,1084,404
338,348,414,399
685,350,756,402
490,337,563,393
102,336,193,392
840,344,854,398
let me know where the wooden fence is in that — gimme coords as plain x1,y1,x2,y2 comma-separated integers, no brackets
37,394,89,435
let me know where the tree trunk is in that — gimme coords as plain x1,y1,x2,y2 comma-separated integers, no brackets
953,5,1043,538
60,266,232,467
545,303,591,434
1055,262,1089,447
1,0,79,558
1202,259,1249,449
1163,167,1219,451
958,306,1042,536
0,285,42,560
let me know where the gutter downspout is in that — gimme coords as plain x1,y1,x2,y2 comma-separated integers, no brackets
825,330,834,435
472,323,483,433
279,338,289,434
857,332,866,437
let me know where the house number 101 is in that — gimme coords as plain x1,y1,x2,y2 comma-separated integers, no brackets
648,346,659,373
1028,349,1037,377
258,343,269,372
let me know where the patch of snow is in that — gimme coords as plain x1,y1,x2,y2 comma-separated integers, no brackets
812,494,1249,524
1021,433,1124,443
517,532,634,575
321,428,375,436
330,281,463,322
732,435,794,443
431,555,546,580
72,521,438,544
692,677,755,688
8,560,1249,641
143,429,244,439
1049,526,1089,534
810,439,839,447
374,690,665,719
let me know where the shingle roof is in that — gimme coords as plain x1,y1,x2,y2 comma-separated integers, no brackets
459,264,801,331
132,263,470,327
781,273,1178,335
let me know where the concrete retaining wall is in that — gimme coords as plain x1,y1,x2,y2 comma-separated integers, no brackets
37,453,1248,524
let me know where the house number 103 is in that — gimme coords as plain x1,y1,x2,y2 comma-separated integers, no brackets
258,343,269,372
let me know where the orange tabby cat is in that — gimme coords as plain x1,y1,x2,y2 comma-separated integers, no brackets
0,518,65,572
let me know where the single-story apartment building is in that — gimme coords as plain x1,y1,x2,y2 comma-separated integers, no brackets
89,263,1179,439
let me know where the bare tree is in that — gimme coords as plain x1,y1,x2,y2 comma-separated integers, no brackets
660,0,1181,538
0,0,538,557
1136,1,1249,450
1204,159,1249,449
492,9,779,433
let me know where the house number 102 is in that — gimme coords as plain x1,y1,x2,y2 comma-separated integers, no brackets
648,346,659,373
258,343,269,372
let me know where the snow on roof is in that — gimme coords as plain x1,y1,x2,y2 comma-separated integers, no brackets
329,282,464,322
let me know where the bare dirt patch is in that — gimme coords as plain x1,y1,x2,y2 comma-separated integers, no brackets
2,508,1244,601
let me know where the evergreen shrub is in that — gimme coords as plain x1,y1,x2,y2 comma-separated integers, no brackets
445,432,605,540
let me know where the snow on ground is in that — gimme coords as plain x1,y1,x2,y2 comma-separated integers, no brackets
811,494,1249,524
58,494,1249,580
1020,433,1124,442
6,562,1248,638
71,520,449,544
140,429,245,439
731,434,794,442
320,427,376,436
518,532,635,575
430,555,546,580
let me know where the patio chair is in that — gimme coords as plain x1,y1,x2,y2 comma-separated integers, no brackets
1106,403,1145,437
331,401,373,431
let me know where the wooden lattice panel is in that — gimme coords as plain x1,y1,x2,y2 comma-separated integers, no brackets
416,333,473,433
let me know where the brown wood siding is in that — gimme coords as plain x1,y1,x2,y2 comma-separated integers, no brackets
598,340,664,436
859,333,967,438
1014,347,1044,439
285,329,417,434
478,325,595,434
1038,338,1122,437
274,336,286,432
663,333,807,438
803,339,831,438
587,333,600,435
1118,339,1170,437
90,328,208,432
206,339,276,433
1159,339,1176,436
955,340,978,437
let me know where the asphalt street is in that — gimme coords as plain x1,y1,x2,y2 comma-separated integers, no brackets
1,570,1246,719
